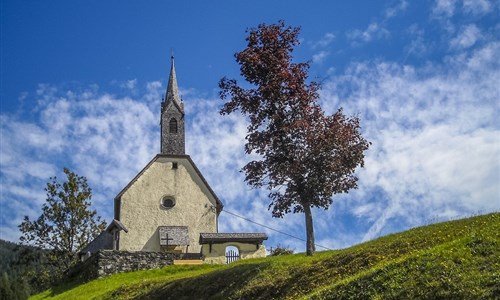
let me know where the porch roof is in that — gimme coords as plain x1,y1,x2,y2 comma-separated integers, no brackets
199,233,268,244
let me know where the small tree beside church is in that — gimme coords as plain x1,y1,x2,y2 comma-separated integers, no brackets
19,168,107,273
219,21,370,255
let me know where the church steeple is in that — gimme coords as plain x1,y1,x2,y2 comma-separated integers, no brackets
160,55,185,155
164,55,182,109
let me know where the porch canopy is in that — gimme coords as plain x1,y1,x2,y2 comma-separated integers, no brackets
199,233,268,244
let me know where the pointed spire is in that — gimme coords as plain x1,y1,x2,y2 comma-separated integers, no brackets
164,55,182,110
160,54,185,155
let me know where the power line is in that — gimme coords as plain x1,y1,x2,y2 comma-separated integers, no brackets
222,209,333,251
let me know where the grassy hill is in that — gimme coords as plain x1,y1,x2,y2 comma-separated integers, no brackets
31,213,499,299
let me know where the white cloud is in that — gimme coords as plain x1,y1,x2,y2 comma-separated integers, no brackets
347,22,390,45
463,0,492,15
432,0,493,21
403,24,428,60
0,81,308,249
432,0,458,18
385,0,409,18
311,32,335,49
3,38,498,251
0,83,161,241
319,39,500,241
2,2,499,254
450,24,482,49
124,79,137,90
312,50,330,64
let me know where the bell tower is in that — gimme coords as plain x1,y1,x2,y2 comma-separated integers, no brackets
160,56,185,155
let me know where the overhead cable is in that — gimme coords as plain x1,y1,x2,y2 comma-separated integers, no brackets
222,209,333,251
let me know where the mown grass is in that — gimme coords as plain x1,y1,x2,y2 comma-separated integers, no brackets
30,264,225,300
31,212,499,299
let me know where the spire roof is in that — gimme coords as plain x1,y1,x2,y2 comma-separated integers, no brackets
164,55,182,109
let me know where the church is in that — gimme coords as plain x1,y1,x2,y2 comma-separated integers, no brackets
82,57,267,264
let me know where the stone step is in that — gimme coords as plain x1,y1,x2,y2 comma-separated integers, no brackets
173,259,204,265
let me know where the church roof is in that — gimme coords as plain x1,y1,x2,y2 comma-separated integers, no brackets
79,231,113,254
106,219,128,233
114,154,223,215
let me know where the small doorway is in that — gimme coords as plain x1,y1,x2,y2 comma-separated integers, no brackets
225,246,240,264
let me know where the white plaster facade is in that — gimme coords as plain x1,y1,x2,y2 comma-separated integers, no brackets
202,243,267,264
115,155,221,253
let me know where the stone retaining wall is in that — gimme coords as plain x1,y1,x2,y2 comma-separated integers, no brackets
68,250,197,281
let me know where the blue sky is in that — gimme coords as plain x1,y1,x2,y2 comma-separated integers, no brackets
1,0,499,252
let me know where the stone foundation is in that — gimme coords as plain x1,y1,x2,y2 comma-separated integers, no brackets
68,250,199,281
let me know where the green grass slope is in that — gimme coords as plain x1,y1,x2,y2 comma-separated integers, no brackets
31,213,499,300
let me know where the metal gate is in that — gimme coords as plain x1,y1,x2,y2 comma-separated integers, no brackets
225,249,240,264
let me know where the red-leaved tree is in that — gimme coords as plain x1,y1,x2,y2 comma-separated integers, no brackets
219,21,370,255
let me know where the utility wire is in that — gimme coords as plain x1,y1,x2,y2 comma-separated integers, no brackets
222,209,333,251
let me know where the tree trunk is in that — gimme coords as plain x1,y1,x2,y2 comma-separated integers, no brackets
303,202,315,256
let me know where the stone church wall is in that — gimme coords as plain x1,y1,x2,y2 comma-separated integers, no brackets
68,250,189,281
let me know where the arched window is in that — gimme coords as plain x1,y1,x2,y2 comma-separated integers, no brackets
169,118,178,133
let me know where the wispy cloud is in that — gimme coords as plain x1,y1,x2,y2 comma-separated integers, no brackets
347,22,390,45
311,32,335,49
403,24,428,59
384,0,409,18
312,50,330,64
463,0,492,15
319,39,500,242
2,42,499,251
2,0,499,253
0,82,306,247
309,33,335,65
0,84,159,241
432,0,458,18
450,24,482,49
346,0,407,47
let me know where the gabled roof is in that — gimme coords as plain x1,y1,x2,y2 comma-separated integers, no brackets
114,154,223,215
106,219,128,233
79,219,127,254
162,97,184,116
199,233,268,244
79,231,113,254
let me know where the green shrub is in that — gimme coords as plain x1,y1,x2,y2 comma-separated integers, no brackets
269,245,294,256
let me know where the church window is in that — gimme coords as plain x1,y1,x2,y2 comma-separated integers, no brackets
161,196,176,209
172,162,178,169
169,118,178,133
